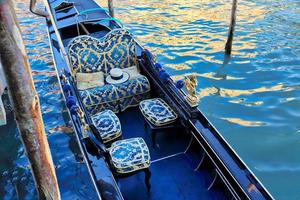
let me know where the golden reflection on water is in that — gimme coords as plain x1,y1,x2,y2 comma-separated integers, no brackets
97,0,266,63
229,99,264,107
222,117,266,127
167,64,191,70
97,0,265,24
198,83,291,98
172,72,243,81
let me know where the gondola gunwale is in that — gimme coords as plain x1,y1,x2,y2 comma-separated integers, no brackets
42,0,274,199
46,33,104,200
140,51,273,200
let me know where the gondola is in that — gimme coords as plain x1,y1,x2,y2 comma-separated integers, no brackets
34,0,274,199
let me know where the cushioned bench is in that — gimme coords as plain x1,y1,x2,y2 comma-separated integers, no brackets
91,110,122,144
139,98,178,148
68,29,150,115
109,137,150,174
139,98,177,126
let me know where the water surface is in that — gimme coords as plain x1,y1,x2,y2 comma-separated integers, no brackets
0,0,299,199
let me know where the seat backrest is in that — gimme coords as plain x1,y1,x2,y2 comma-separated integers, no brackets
68,29,137,78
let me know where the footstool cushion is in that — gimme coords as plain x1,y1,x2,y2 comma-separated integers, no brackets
109,137,150,174
92,110,122,143
139,98,177,126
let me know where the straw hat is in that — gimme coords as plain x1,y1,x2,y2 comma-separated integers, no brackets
106,68,129,84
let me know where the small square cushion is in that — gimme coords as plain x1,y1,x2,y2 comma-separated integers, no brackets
109,137,150,174
139,98,177,126
77,72,104,90
92,110,122,143
122,66,140,80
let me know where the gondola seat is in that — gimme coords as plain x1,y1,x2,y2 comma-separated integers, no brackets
86,122,152,190
139,98,177,126
91,110,122,144
68,29,150,115
139,98,178,147
79,75,150,115
109,137,151,174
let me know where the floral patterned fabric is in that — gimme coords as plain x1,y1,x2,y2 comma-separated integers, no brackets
68,29,150,114
92,110,122,144
109,137,150,174
116,76,151,111
79,76,150,114
68,29,137,77
139,98,178,126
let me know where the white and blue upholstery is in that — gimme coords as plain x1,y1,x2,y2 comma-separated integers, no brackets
139,98,177,126
68,29,137,75
68,29,150,114
92,110,122,143
79,76,150,114
109,137,150,174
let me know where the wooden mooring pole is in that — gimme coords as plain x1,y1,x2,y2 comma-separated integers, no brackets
225,0,237,55
0,0,60,199
108,0,114,18
0,62,7,126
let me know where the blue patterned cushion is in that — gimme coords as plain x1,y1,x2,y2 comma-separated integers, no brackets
79,84,118,107
92,110,122,143
119,92,151,112
109,138,150,174
79,76,150,114
68,29,137,77
116,76,150,100
139,98,177,126
68,36,103,75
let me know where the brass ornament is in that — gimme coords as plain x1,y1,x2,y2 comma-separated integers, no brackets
184,74,199,107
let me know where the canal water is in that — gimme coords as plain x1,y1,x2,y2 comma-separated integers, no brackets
0,0,299,199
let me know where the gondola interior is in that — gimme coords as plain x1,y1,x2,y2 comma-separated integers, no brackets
63,25,230,200
45,0,273,200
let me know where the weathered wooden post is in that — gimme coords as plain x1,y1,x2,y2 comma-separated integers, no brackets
0,0,60,199
108,0,114,18
0,62,7,126
225,0,237,55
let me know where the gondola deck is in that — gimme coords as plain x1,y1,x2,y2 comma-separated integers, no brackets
42,0,274,199
117,107,229,200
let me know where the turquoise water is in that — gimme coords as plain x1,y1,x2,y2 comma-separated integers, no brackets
1,0,299,199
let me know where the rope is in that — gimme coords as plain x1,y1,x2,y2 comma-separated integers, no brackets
78,7,108,15
95,17,124,28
